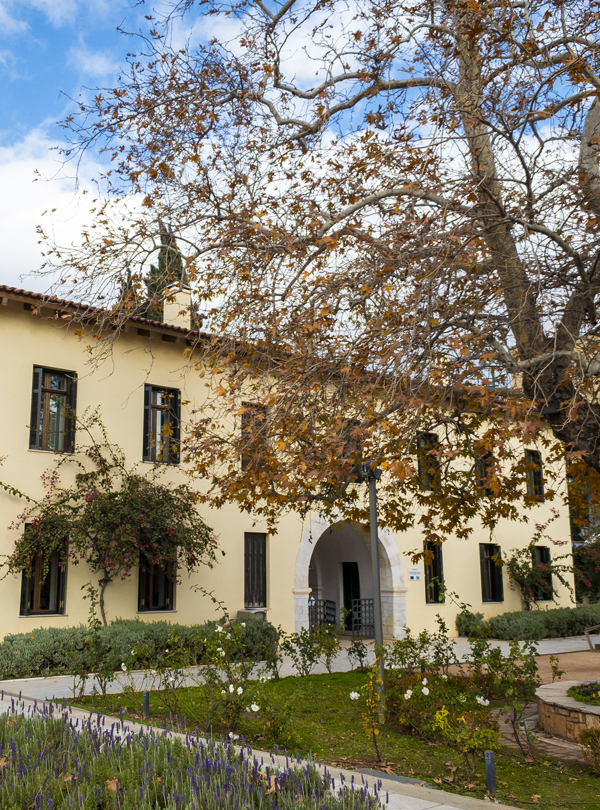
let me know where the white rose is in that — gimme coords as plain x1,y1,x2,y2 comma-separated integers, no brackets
404,689,412,700
350,691,360,701
422,687,429,696
250,703,260,712
229,684,235,693
237,686,243,695
422,678,427,686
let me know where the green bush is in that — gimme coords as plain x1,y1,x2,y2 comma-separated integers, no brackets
0,617,278,680
580,727,600,775
486,604,600,640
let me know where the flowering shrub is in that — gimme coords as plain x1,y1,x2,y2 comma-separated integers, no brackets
0,708,380,810
385,672,491,740
432,706,500,778
3,414,218,625
568,681,600,706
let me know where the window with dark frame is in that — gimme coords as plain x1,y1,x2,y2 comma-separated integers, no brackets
424,541,444,604
29,367,77,453
20,548,67,616
244,532,267,608
416,432,440,492
525,449,544,501
475,451,495,497
138,557,175,611
143,385,181,464
479,543,504,602
533,546,553,601
241,403,268,471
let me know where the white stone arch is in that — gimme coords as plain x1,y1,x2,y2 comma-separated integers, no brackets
293,516,407,637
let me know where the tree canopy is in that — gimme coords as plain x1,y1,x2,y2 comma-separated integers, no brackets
39,0,600,539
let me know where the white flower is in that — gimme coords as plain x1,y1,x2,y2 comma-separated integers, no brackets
229,684,235,693
350,692,360,701
237,686,243,695
476,695,490,706
440,674,448,681
221,690,226,695
226,633,231,639
121,663,127,672
458,694,466,703
165,648,169,653
250,703,260,713
219,650,225,656
422,687,429,696
228,732,240,741
241,622,246,627
215,626,223,633
404,690,412,700
422,678,428,686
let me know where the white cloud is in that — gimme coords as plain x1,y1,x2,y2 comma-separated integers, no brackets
68,43,120,78
0,126,102,293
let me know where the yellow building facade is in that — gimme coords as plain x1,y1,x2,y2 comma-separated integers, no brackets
0,284,575,640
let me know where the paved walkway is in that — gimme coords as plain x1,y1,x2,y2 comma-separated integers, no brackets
0,692,514,810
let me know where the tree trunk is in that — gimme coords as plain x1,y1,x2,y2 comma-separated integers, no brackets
98,575,109,626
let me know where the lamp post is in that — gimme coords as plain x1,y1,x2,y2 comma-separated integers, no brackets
361,462,385,686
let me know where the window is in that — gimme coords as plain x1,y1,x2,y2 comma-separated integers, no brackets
241,403,267,471
424,541,444,604
138,557,175,611
29,367,77,453
244,532,267,608
525,449,544,501
143,385,181,463
417,432,440,491
475,451,495,497
20,549,67,616
533,546,553,601
479,543,504,602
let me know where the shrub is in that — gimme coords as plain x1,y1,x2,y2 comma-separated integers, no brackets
455,608,486,638
486,604,600,640
0,616,278,680
580,727,600,775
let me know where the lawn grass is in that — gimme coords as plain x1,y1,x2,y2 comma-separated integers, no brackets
74,671,600,810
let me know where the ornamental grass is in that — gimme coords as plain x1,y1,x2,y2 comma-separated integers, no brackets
0,700,381,810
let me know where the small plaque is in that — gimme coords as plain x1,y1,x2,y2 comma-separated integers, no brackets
408,566,422,581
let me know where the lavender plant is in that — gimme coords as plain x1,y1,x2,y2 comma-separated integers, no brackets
0,702,381,810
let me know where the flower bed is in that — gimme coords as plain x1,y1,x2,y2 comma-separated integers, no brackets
567,682,600,706
0,705,380,810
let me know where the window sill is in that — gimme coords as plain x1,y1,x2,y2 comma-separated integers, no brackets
140,460,180,466
20,613,68,618
28,449,74,455
243,606,271,612
481,601,504,604
137,610,178,614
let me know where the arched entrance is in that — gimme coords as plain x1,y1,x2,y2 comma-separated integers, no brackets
293,517,407,638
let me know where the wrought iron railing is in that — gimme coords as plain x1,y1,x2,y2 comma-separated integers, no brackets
308,599,336,629
352,598,375,638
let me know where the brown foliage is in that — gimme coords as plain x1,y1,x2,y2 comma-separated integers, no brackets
39,0,600,536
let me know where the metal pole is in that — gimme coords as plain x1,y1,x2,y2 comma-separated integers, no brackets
143,690,150,720
484,751,496,795
367,468,385,687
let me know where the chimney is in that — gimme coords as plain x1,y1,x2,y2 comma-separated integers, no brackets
163,282,192,329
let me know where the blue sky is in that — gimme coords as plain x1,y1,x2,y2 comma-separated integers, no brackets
0,1,150,291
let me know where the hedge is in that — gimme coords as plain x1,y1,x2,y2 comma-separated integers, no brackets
485,604,600,640
0,617,279,680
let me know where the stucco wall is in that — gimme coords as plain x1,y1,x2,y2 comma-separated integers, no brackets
0,295,576,640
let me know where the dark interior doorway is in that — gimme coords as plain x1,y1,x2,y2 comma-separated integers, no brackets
342,561,360,630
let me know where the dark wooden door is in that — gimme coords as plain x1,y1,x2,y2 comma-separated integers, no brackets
342,562,360,630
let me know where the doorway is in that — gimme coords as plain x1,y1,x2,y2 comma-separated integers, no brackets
342,561,360,630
